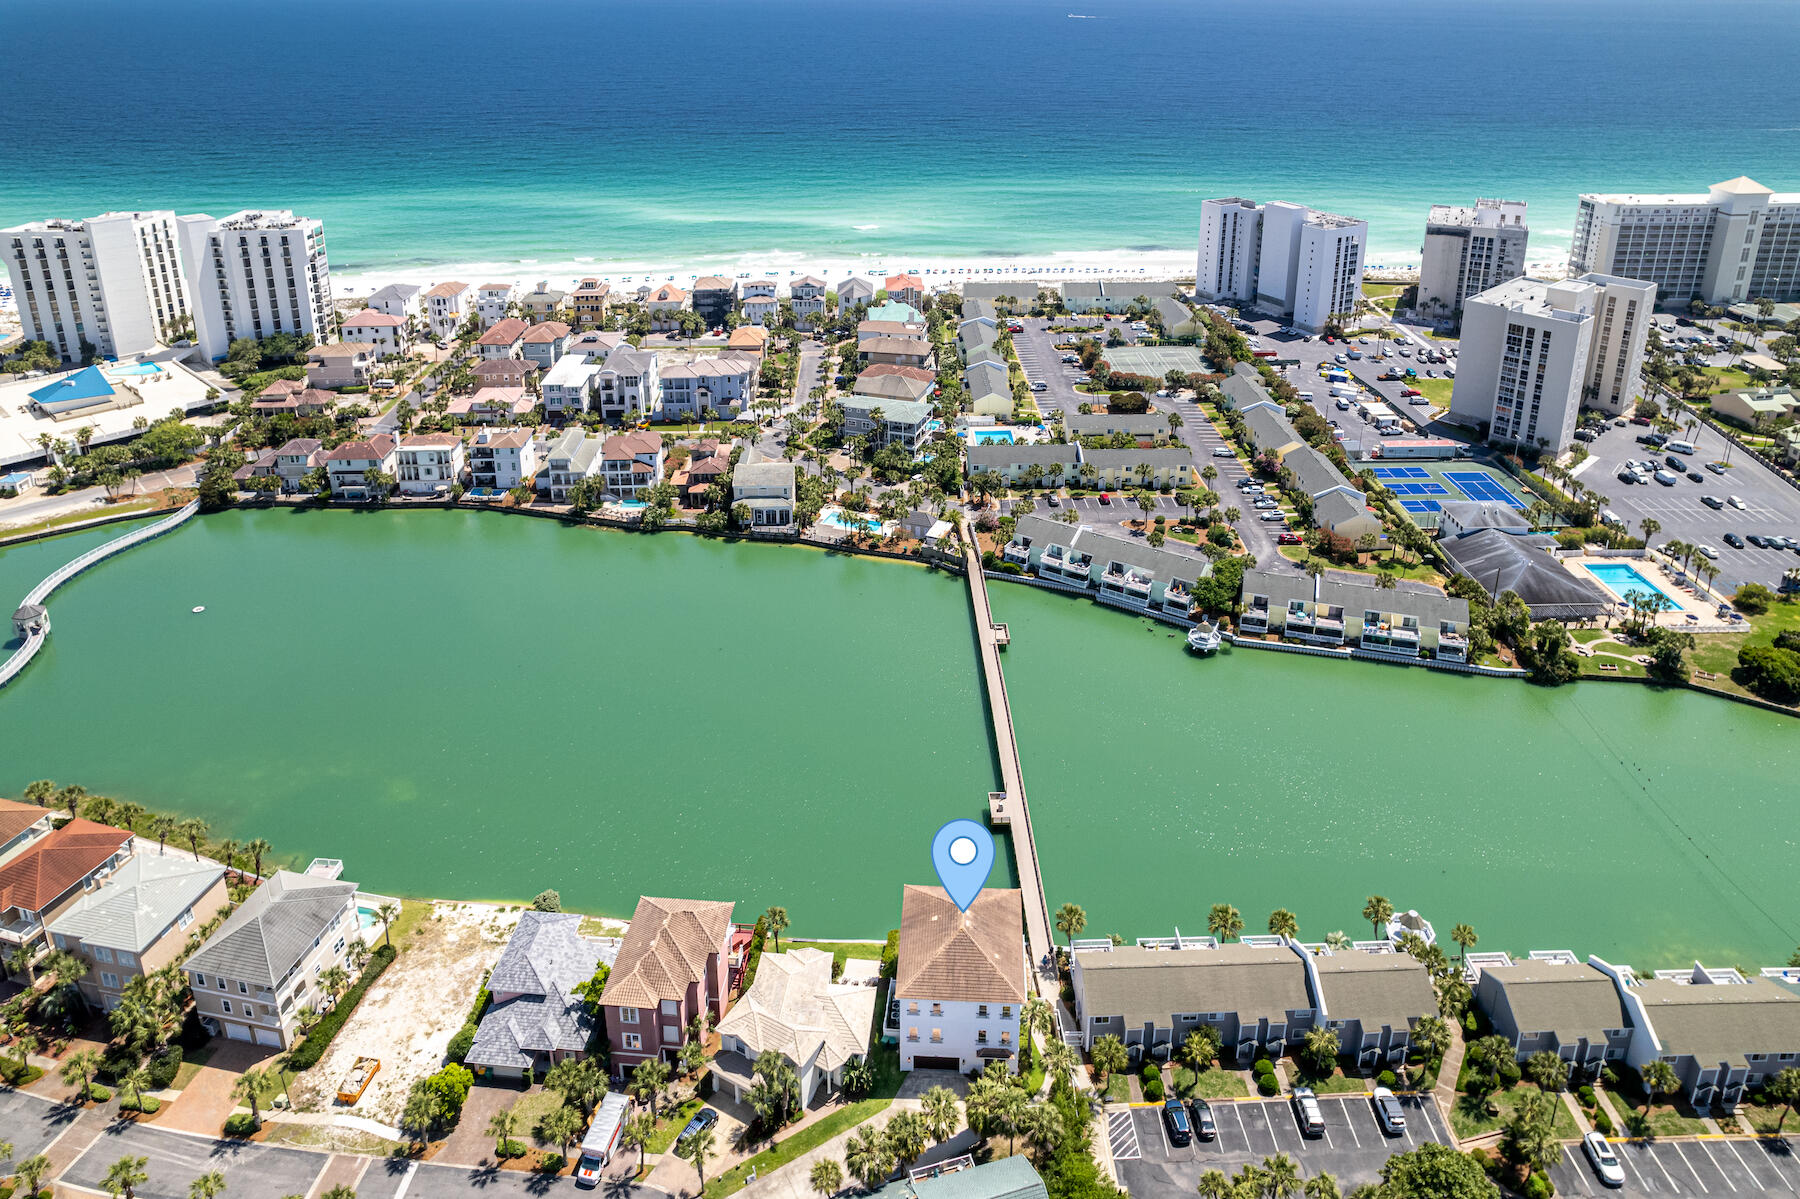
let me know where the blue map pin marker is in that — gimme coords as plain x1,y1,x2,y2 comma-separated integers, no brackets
932,819,995,912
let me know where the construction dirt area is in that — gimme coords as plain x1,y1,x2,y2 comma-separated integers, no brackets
288,902,525,1125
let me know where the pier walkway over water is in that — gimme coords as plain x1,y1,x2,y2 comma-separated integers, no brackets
2,500,200,690
956,515,1056,992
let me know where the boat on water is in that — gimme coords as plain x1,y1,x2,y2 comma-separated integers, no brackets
1186,622,1223,654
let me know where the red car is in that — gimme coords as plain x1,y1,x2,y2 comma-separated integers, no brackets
1323,336,1336,344
1008,324,1024,333
1098,492,1112,505
1277,532,1304,545
1401,387,1422,397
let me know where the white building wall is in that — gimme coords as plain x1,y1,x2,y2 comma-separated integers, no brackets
177,210,333,362
1582,274,1658,415
1256,202,1308,312
1195,198,1262,303
4,211,191,360
1418,200,1529,320
1453,277,1595,453
4,222,106,361
1291,218,1367,334
895,995,1020,1074
85,211,190,355
1570,180,1800,306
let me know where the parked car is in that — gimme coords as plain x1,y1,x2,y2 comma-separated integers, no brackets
677,1109,718,1149
1686,470,1705,482
1188,1097,1217,1140
1729,495,1747,509
434,340,449,350
1163,1098,1192,1147
1583,1131,1626,1188
1749,534,1771,548
1291,1088,1325,1137
1259,511,1287,523
1098,492,1111,505
1371,1087,1406,1135
1706,461,1728,474
1253,498,1278,509
1029,381,1047,392
1702,495,1725,509
1047,494,1060,507
1724,532,1745,548
1277,531,1304,544
1213,446,1236,457
1697,544,1720,559
1336,398,1352,410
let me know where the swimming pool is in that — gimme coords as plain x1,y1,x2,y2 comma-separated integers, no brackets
357,904,380,932
965,428,1015,444
818,507,883,532
1585,562,1673,602
108,362,166,377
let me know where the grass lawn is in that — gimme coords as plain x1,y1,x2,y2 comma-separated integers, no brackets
1171,1067,1248,1100
1103,1074,1131,1103
1736,1102,1797,1135
1599,1077,1710,1138
1274,543,1443,585
381,900,432,951
1685,599,1800,708
1449,1082,1581,1141
0,499,166,541
512,1087,570,1145
1296,1069,1369,1096
784,938,885,960
1692,366,1755,396
645,1097,706,1155
171,1041,218,1090
702,1096,895,1198
1364,284,1409,299
1412,377,1454,406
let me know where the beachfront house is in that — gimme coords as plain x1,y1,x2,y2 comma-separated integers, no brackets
48,853,229,1013
545,429,604,501
478,317,529,361
1235,570,1472,661
324,433,398,500
691,277,738,327
596,345,661,420
1070,943,1318,1063
893,884,1026,1074
965,444,1079,488
1474,958,1632,1074
790,276,827,326
273,438,325,492
542,354,602,418
520,282,567,321
424,281,474,339
476,282,517,328
305,343,375,390
0,818,135,975
712,947,875,1107
841,395,934,452
884,274,924,308
837,276,875,312
1616,964,1800,1109
396,432,465,496
660,355,756,418
732,457,796,529
366,282,423,323
1311,948,1437,1067
465,911,618,1081
645,284,691,331
601,431,664,500
598,896,736,1080
742,294,779,326
571,278,612,328
183,869,359,1049
469,428,538,491
0,798,55,868
521,320,573,371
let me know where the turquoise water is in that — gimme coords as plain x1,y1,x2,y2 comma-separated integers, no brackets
108,363,165,377
967,430,1018,445
1587,562,1673,602
3,0,1797,275
819,509,881,532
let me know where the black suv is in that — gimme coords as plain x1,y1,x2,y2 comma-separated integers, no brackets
1162,1098,1192,1146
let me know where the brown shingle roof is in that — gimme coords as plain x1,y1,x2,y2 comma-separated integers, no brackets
425,281,471,298
600,896,736,1008
401,432,462,448
522,321,571,343
0,798,48,846
324,433,396,463
343,309,403,328
0,818,132,912
479,318,529,346
603,431,661,458
261,378,305,398
474,358,527,377
896,885,1025,1005
861,364,937,383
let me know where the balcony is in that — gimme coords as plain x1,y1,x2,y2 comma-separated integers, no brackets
1437,631,1469,662
1002,542,1031,566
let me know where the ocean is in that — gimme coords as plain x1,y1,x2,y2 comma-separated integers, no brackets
4,0,1799,292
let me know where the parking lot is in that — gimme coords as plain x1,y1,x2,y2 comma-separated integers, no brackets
1111,1091,1452,1195
1549,1133,1800,1197
1571,414,1800,591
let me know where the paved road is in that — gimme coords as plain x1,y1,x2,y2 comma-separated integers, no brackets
1549,1132,1800,1198
1572,411,1800,591
0,465,198,533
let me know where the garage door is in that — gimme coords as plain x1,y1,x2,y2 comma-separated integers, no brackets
254,1027,283,1047
223,1022,252,1042
912,1056,960,1071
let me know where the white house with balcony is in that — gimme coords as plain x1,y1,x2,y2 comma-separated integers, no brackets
476,282,516,328
601,432,664,500
339,310,410,359
545,429,604,501
323,433,397,500
892,884,1026,1074
469,428,538,491
542,353,602,418
423,281,474,339
1236,570,1471,662
366,282,422,323
596,345,661,421
661,355,756,418
396,433,465,495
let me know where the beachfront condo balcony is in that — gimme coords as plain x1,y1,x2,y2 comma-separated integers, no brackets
1437,630,1469,662
1124,570,1152,597
1003,542,1031,565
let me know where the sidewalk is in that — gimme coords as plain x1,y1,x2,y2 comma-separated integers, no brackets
1432,1023,1466,1145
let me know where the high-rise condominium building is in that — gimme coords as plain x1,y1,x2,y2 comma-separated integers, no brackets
1450,272,1658,453
177,210,333,362
1417,199,1529,322
1569,177,1800,307
1194,198,1366,333
3,210,192,361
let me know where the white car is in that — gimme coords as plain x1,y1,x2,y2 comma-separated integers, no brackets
1583,1131,1626,1188
1212,446,1235,457
1698,544,1720,559
1371,1086,1405,1135
1728,495,1746,509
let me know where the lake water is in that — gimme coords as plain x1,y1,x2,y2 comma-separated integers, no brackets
2,512,1796,968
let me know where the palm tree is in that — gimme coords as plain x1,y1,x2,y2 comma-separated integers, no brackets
1640,1060,1680,1112
376,902,400,949
1323,930,1351,950
175,817,209,861
1412,1016,1453,1067
920,1085,960,1142
1021,995,1054,1050
1206,903,1243,942
1054,902,1087,945
1450,923,1477,961
1090,1034,1127,1086
629,1058,671,1119
120,1065,153,1113
245,838,273,881
1181,1026,1221,1074
1362,895,1393,939
233,1068,271,1126
1196,1169,1233,1199
884,1111,928,1171
844,1125,893,1189
1303,1174,1341,1199
763,905,790,952
1019,1103,1064,1159
103,1156,149,1199
1263,1153,1302,1198
216,840,240,880
61,1047,103,1102
487,1107,519,1157
1639,516,1661,550
151,815,176,854
189,1170,227,1199
1526,1050,1568,1096
1267,909,1298,939
810,1158,844,1197
13,1155,51,1198
622,1112,655,1174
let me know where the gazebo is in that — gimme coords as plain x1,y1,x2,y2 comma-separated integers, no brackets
12,603,48,638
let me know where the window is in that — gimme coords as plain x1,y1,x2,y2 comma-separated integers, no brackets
118,951,136,968
930,1004,943,1016
194,974,207,989
1001,1006,1012,1020
907,1027,919,1043
620,1007,638,1024
623,1033,642,1051
660,1000,679,1016
977,1005,989,1018
239,981,249,994
217,977,227,990
93,946,113,963
907,1002,919,1015
101,972,120,989
977,1029,989,1044
1000,1030,1012,1045
931,1028,943,1043
221,999,233,1014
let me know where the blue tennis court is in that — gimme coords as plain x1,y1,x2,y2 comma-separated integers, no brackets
1373,466,1430,480
1444,470,1528,509
1400,499,1442,513
1388,482,1449,496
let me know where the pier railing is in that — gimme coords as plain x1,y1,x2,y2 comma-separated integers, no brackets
1,500,200,690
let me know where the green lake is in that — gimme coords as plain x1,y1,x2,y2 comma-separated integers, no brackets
2,510,1797,970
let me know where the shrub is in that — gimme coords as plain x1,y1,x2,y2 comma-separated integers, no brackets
86,1084,112,1103
1256,1073,1278,1096
1464,1011,1478,1033
1498,1059,1522,1087
496,1137,528,1159
1377,1070,1398,1089
1578,1084,1597,1108
1522,1169,1554,1199
287,943,397,1070
1141,1075,1165,1102
539,1153,567,1174
1469,1147,1491,1169
100,1043,140,1083
1774,629,1800,652
879,930,900,979
1594,1108,1614,1135
147,1045,183,1090
0,1057,44,1087
223,1112,260,1137
1734,582,1777,614
121,1094,162,1114
1738,643,1800,704
446,1023,477,1064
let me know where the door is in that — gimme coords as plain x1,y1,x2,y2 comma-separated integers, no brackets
254,1027,283,1048
224,1022,252,1042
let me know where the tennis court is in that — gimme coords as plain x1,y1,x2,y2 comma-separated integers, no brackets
1386,482,1449,496
1372,465,1431,480
1102,346,1211,377
1399,499,1442,514
1445,470,1529,510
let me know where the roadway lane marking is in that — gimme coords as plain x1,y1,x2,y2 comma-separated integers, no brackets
1562,1146,1593,1195
1672,1141,1711,1192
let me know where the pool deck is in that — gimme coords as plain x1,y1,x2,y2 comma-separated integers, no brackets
1561,553,1734,629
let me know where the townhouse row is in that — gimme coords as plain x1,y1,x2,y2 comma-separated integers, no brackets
1001,514,1208,618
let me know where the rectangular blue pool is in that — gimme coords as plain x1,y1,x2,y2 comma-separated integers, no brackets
1585,562,1672,602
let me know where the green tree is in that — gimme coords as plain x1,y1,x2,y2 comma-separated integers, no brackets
245,837,273,881
844,1124,894,1188
14,1155,52,1198
1412,1016,1453,1066
538,1102,583,1161
810,1158,844,1197
1020,1102,1064,1161
1639,1059,1680,1112
1090,1034,1127,1086
1363,895,1394,938
1263,1153,1302,1198
61,1047,104,1102
375,901,400,949
1268,908,1299,939
1301,1026,1340,1076
1303,1175,1341,1199
233,1067,272,1125
884,1110,929,1172
764,905,790,952
1207,903,1243,941
1181,1026,1222,1074
176,817,209,861
1450,923,1477,961
1375,1141,1500,1198
532,889,561,912
1524,1050,1567,1096
103,1155,150,1199
487,1106,519,1156
1054,902,1087,945
188,1170,227,1199
622,1112,656,1173
629,1058,671,1119
1197,1169,1233,1199
921,1085,961,1143
1500,1089,1560,1173
1765,1067,1800,1133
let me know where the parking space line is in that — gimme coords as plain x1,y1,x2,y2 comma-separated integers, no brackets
1260,1101,1282,1153
1619,1143,1655,1193
1152,1105,1173,1158
1562,1146,1593,1195
1337,1097,1362,1148
1232,1101,1253,1152
1646,1143,1681,1191
1692,1137,1735,1188
1673,1141,1711,1192
1762,1139,1800,1193
1720,1139,1774,1194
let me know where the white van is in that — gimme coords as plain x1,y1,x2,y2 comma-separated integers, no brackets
1665,439,1696,455
1330,385,1356,399
1298,391,1315,401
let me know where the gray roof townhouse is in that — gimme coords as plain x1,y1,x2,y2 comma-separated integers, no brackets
1237,569,1472,661
1002,515,1207,617
1475,959,1633,1073
1071,943,1318,1062
1622,966,1800,1109
966,444,1079,486
49,852,229,1013
1241,402,1305,459
1066,413,1169,441
466,911,618,1080
1312,949,1438,1066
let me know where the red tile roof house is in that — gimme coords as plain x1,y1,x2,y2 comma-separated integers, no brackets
519,320,573,372
324,432,398,500
0,797,56,868
0,817,135,978
478,317,530,361
339,309,412,359
885,274,925,308
598,896,735,1079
